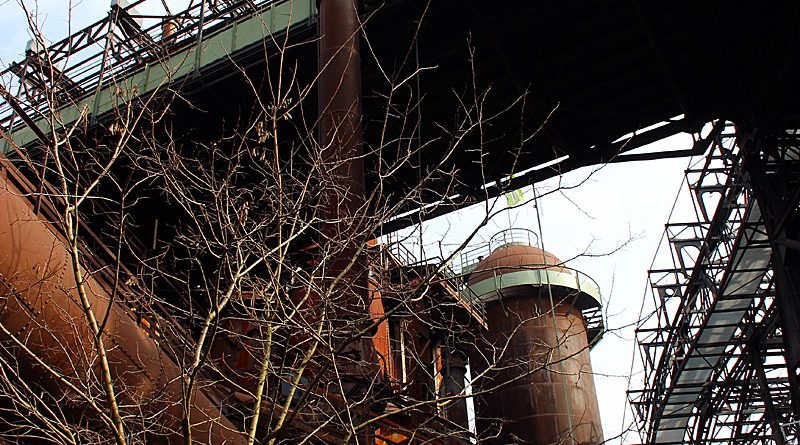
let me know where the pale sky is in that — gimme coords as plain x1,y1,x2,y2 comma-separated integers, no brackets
408,143,693,443
0,1,696,442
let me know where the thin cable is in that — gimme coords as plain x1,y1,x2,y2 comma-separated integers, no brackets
415,31,424,263
533,186,576,445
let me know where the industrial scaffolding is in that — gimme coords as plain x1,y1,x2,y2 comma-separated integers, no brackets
0,0,317,152
629,123,799,445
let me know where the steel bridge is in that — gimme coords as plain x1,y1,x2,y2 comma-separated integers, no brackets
1,1,800,444
2,1,799,225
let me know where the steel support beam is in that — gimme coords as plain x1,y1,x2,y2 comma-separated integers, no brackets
741,129,800,418
317,0,371,365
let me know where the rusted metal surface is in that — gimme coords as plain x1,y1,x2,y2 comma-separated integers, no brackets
318,0,364,185
317,0,378,385
317,0,366,292
0,171,244,445
369,277,392,377
468,244,566,283
468,246,603,445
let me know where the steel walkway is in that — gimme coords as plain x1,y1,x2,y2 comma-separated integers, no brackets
0,0,316,152
630,124,795,445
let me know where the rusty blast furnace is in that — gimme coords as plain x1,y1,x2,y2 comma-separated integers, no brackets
464,232,604,445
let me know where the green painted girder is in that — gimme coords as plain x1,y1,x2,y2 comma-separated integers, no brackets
2,0,316,153
465,268,603,311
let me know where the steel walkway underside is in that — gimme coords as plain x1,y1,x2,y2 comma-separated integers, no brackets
631,124,797,445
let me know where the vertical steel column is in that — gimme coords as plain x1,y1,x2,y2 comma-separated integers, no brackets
440,351,470,437
318,0,366,285
317,0,369,358
766,241,800,418
318,0,366,293
742,131,800,419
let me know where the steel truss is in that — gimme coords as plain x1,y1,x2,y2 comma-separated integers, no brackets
629,122,798,445
0,0,293,132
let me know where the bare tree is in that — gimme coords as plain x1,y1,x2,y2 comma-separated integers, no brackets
0,1,619,444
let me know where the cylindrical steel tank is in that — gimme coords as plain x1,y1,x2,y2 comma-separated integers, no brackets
467,240,603,445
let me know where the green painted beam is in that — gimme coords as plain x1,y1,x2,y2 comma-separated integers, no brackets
465,268,603,311
3,0,315,153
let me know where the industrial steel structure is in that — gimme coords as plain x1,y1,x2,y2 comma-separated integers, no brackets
628,123,800,445
4,0,797,217
465,232,604,445
0,0,799,444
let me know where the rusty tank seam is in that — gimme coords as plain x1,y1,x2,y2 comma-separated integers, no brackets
0,270,47,337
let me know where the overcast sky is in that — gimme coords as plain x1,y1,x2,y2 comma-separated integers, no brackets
0,1,697,442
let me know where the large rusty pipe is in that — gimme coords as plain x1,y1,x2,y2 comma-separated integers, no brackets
318,0,368,309
0,172,244,445
318,0,365,199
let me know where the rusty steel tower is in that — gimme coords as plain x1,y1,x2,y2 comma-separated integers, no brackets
456,229,604,445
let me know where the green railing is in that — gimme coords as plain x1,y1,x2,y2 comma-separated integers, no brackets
1,0,316,151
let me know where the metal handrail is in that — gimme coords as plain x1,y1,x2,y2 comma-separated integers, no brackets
453,228,540,275
489,227,539,251
384,240,486,318
0,0,300,132
449,227,603,340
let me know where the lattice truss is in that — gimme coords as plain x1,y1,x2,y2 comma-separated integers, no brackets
0,0,268,130
628,122,798,445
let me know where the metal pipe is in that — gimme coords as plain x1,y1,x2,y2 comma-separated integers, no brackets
318,0,366,256
0,172,245,445
440,351,469,433
317,0,368,328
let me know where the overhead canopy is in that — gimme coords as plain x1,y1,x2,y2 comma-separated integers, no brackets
363,0,800,227
2,0,798,229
